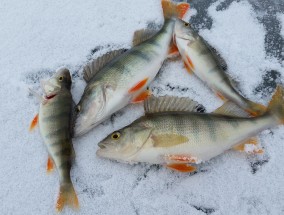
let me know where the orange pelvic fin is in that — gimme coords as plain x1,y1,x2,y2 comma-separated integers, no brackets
168,44,179,58
165,154,198,163
128,78,148,93
56,183,79,212
166,163,196,173
47,156,54,173
132,90,151,103
184,62,193,74
29,113,39,132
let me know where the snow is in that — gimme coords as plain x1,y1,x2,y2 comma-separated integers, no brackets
0,0,284,214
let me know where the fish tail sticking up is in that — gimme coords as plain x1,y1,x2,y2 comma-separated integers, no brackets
56,183,79,212
246,100,267,117
161,0,190,19
267,86,284,124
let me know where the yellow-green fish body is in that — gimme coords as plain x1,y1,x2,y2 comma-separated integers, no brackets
74,1,190,136
97,87,284,172
174,19,266,116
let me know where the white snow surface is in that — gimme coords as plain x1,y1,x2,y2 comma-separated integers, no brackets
0,0,284,214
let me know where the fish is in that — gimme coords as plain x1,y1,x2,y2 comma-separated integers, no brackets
29,68,79,212
74,0,190,137
173,18,266,116
97,86,284,173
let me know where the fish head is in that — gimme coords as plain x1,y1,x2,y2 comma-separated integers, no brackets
74,83,109,136
41,68,72,96
174,19,197,43
97,125,153,162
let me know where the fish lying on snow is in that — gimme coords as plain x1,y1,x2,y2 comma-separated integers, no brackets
97,86,284,172
29,68,78,212
173,19,266,116
74,0,190,137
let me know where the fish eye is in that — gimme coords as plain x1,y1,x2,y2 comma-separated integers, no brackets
58,76,63,82
111,132,121,140
184,22,189,27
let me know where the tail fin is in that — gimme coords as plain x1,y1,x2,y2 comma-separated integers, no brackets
267,86,284,124
56,183,79,212
246,101,267,116
162,0,190,19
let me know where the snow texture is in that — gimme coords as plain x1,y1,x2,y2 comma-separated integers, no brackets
0,0,284,214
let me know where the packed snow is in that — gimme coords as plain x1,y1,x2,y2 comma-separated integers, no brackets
0,0,284,214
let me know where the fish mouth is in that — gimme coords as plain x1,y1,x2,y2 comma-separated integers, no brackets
98,142,107,149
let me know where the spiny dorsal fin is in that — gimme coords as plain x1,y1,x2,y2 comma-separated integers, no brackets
132,29,158,46
213,101,249,117
144,95,205,114
83,49,127,82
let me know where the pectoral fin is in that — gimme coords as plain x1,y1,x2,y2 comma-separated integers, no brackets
29,114,39,131
167,44,179,59
166,163,196,173
47,156,54,173
152,134,188,147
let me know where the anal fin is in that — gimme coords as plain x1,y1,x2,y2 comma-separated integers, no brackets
233,137,264,154
166,163,196,173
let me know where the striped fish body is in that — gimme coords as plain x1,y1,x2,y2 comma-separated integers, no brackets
75,19,176,136
128,113,276,164
36,68,78,211
174,19,265,116
97,87,284,172
39,88,73,184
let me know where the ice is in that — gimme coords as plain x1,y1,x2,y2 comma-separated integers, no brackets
0,0,284,214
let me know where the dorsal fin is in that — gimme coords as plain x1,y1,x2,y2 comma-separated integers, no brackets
132,29,158,46
213,101,249,117
144,96,205,114
83,49,127,82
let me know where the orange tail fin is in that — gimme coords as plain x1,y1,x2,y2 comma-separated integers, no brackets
267,86,284,124
162,0,190,19
56,183,79,212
